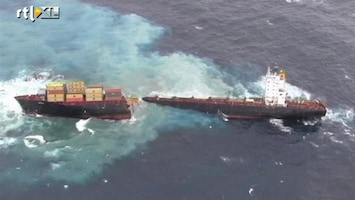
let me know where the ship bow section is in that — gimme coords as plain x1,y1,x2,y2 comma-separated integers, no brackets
15,95,131,120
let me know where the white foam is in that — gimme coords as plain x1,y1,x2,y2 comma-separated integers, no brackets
330,136,343,144
346,109,354,121
286,0,302,3
220,156,232,163
87,128,95,135
274,161,283,165
323,131,334,136
129,116,137,124
343,129,355,137
44,149,61,158
266,20,274,25
0,70,64,135
285,0,326,6
249,187,254,196
23,135,46,148
323,107,354,139
0,137,17,149
302,119,320,126
75,118,91,132
309,141,320,148
51,163,62,170
269,119,292,133
324,108,354,132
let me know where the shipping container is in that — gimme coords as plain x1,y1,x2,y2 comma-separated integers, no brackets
47,94,65,99
68,82,85,90
66,98,84,103
68,86,85,90
105,93,122,97
68,85,85,88
105,97,122,101
86,93,103,97
66,94,84,99
47,97,65,102
47,82,65,87
47,86,66,90
85,88,103,93
47,89,66,95
105,88,122,93
86,97,103,102
87,85,103,89
68,87,85,91
126,97,140,105
68,81,85,86
47,82,66,91
67,89,85,94
85,95,104,99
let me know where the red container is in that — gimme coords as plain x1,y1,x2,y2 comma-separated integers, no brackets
47,89,65,94
66,98,84,102
87,85,103,88
105,97,122,101
106,88,122,93
105,89,122,98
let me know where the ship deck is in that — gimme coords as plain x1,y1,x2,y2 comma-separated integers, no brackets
143,96,326,111
15,94,129,105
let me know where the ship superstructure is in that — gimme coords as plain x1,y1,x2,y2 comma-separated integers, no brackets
264,67,287,107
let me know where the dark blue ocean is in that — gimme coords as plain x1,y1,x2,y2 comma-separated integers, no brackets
0,0,354,199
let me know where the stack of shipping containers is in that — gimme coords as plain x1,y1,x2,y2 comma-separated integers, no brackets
85,85,104,101
46,82,66,102
66,81,85,102
45,81,125,103
105,89,122,101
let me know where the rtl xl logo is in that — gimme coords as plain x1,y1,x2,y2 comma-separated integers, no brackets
17,6,60,22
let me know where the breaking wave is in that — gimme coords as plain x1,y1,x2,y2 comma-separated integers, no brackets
0,70,63,135
269,119,293,133
23,135,47,148
285,0,326,6
75,118,95,134
324,107,354,139
325,108,354,127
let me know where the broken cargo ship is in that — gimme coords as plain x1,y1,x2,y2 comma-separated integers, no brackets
143,67,327,120
15,81,134,120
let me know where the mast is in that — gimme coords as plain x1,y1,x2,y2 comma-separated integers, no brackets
264,67,287,107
